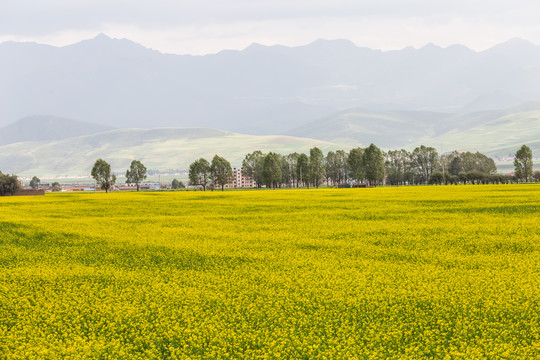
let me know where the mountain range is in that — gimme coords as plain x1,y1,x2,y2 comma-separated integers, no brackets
3,35,540,134
1,35,540,176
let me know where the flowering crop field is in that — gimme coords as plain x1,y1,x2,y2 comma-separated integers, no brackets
1,185,540,359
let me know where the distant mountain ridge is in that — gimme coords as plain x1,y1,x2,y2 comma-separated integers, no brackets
286,109,451,148
0,116,114,146
2,35,540,133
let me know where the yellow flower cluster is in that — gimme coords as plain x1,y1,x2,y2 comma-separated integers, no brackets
1,185,539,359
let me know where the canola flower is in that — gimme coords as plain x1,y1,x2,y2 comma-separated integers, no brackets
1,185,539,359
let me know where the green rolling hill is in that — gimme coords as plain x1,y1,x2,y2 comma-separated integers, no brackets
411,109,540,156
0,127,341,177
2,102,540,178
286,109,451,147
287,103,540,157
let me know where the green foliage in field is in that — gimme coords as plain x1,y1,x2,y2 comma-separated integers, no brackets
1,186,540,359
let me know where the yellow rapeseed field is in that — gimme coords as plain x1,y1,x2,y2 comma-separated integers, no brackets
1,185,539,359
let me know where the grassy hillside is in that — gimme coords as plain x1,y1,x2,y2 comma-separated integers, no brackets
411,110,540,156
288,103,540,156
2,186,540,358
0,127,341,177
286,109,451,148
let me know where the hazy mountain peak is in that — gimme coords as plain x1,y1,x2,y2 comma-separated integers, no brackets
3,35,540,136
93,33,112,41
483,37,537,53
445,44,475,53
419,43,442,51
500,37,535,47
243,42,269,52
64,32,162,57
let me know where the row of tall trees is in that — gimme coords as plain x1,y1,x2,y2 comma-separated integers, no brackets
91,159,147,192
190,144,536,190
241,148,332,189
384,148,500,185
188,155,233,191
241,144,386,188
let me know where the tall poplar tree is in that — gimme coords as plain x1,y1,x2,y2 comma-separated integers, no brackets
262,152,282,189
309,147,325,188
363,143,385,186
210,155,233,191
125,160,147,191
188,158,211,191
514,145,533,182
91,159,115,193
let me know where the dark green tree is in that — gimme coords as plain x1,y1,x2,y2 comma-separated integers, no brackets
384,149,410,185
348,147,365,185
309,147,325,188
210,155,233,191
428,171,444,185
448,153,463,176
262,152,282,189
125,160,147,191
363,144,385,186
335,150,349,185
0,171,21,196
325,151,338,185
91,159,114,193
458,171,468,184
51,181,61,192
279,154,291,187
296,153,310,188
242,151,265,188
467,170,485,185
461,152,497,174
286,153,299,187
411,145,438,184
171,179,185,189
514,145,533,182
188,158,211,191
29,176,41,189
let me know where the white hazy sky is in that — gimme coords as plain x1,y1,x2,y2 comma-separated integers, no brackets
1,0,540,55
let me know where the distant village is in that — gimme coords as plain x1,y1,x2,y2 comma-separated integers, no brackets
19,167,255,193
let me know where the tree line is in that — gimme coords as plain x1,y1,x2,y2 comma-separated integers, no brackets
0,144,537,195
188,144,537,190
188,155,234,191
91,159,186,191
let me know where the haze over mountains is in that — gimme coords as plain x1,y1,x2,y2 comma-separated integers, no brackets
1,35,540,176
1,101,539,176
0,115,114,146
2,34,540,133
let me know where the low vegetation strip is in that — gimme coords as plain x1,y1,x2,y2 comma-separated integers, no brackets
1,185,539,358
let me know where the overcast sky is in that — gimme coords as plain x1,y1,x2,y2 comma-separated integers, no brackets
1,0,540,55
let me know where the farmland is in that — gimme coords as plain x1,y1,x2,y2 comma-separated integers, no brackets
1,186,540,359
